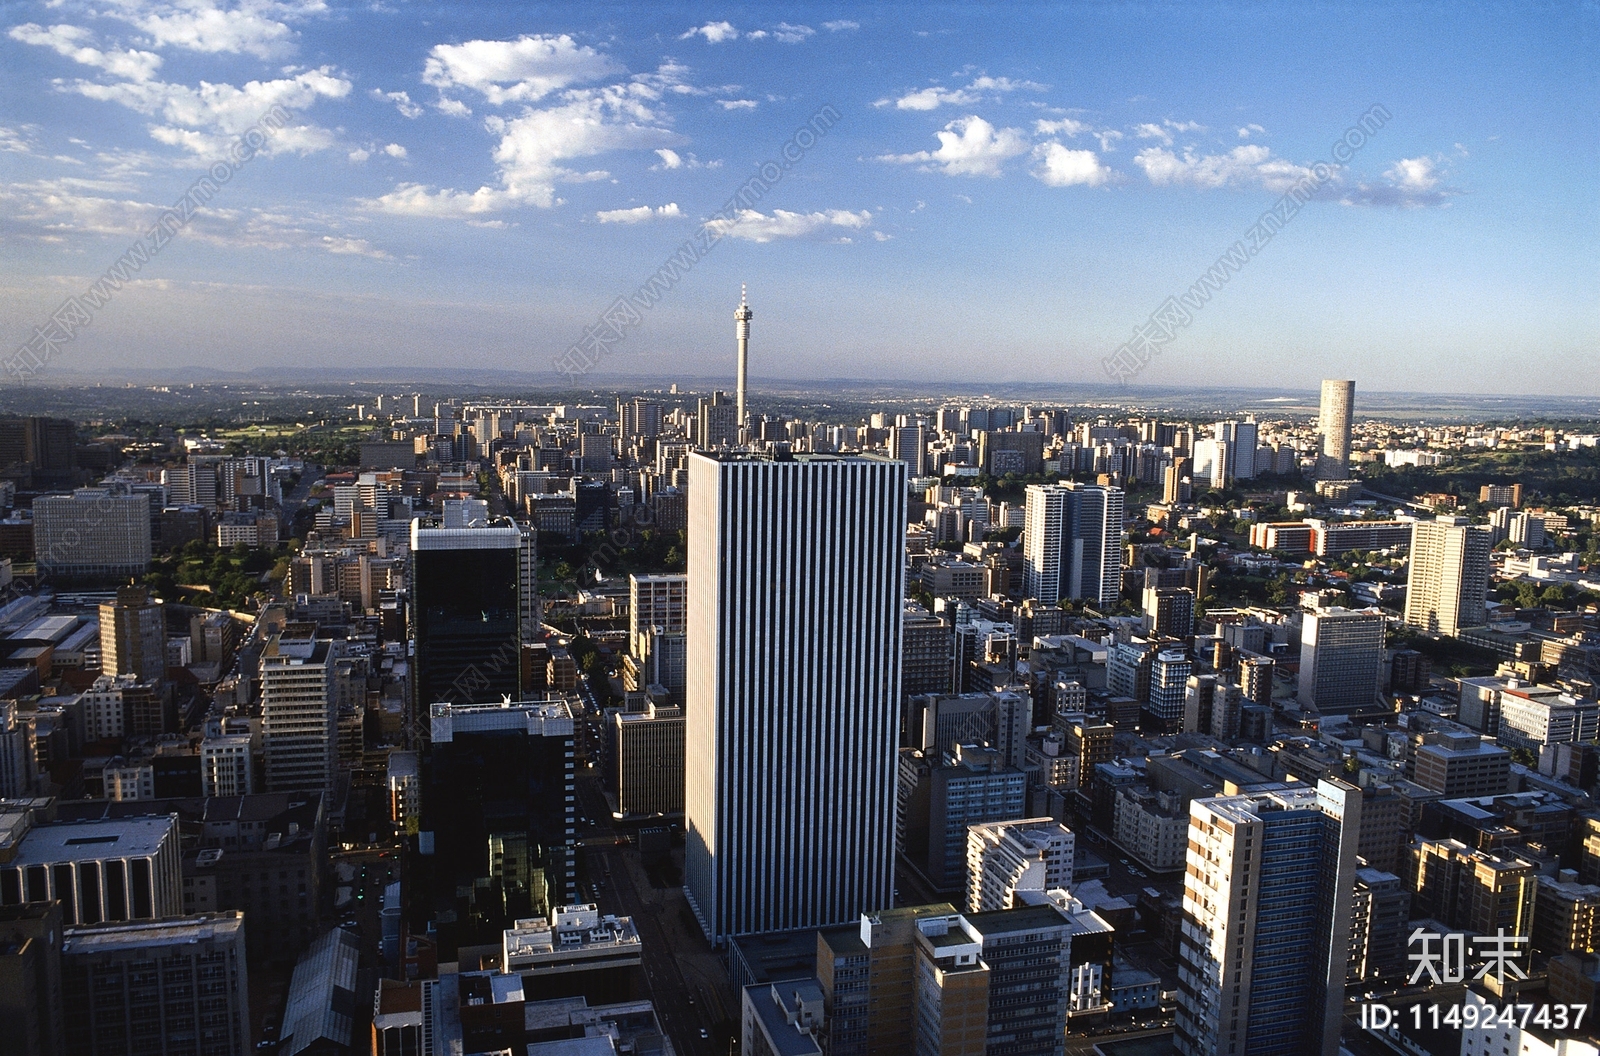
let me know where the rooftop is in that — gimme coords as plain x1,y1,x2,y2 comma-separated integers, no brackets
61,912,243,954
10,816,176,866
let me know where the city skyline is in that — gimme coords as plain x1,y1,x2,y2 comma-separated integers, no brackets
3,3,1596,395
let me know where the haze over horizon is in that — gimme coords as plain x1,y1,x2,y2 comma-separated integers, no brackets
3,2,1597,396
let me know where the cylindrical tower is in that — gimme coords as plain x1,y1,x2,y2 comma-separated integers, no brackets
735,285,752,434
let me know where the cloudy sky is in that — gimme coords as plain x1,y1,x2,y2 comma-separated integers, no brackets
2,2,1596,395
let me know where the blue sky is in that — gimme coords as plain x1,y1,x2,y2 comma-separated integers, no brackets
2,2,1596,395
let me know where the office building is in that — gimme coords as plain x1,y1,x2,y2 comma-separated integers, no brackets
1404,516,1491,637
1144,647,1192,732
912,905,1075,1056
612,703,685,818
890,422,928,476
80,673,163,742
260,635,336,795
1349,868,1410,981
60,912,249,1056
501,904,643,986
1184,675,1242,741
1409,839,1536,938
201,731,255,799
900,744,1028,893
1022,482,1124,609
0,901,65,1056
697,391,739,449
1411,732,1512,797
1315,379,1355,481
903,604,953,699
1175,779,1362,1056
1532,875,1600,957
1479,483,1523,508
33,490,152,580
1142,586,1195,639
99,585,166,684
0,815,183,925
424,700,577,941
1497,687,1599,751
1060,720,1113,789
965,818,1074,913
1,700,35,797
410,521,522,709
628,573,687,657
979,430,1045,476
0,415,75,485
685,452,905,943
1297,601,1386,715
620,398,663,440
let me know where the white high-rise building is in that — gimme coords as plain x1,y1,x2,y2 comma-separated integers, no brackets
684,452,905,943
260,634,336,794
202,731,255,798
34,489,152,579
965,817,1075,912
1297,598,1386,715
890,422,928,476
1316,379,1355,481
1175,779,1363,1056
100,585,166,683
1023,482,1124,609
629,573,687,657
1404,515,1492,636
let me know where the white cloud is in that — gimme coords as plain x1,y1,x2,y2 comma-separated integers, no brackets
67,66,352,157
1385,155,1438,191
650,148,718,170
1032,143,1110,187
877,116,1029,177
717,99,758,110
704,207,872,242
1,178,390,257
1133,145,1316,192
877,75,1045,111
9,23,163,82
1165,119,1204,133
1035,117,1090,137
1237,123,1266,139
1340,156,1457,207
367,81,685,216
422,34,622,105
679,21,739,43
880,86,979,111
435,97,472,117
348,147,369,162
595,202,681,223
772,22,815,43
101,0,304,60
1133,122,1171,145
382,142,406,158
822,19,859,31
1096,129,1123,152
372,88,422,118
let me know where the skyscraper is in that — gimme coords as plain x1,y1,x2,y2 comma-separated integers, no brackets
685,452,905,943
1404,515,1492,636
99,585,166,684
1297,599,1386,715
1176,779,1363,1056
1316,379,1355,481
410,521,522,710
260,633,337,795
1023,482,1124,609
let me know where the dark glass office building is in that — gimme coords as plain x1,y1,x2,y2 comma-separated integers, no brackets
409,523,521,708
